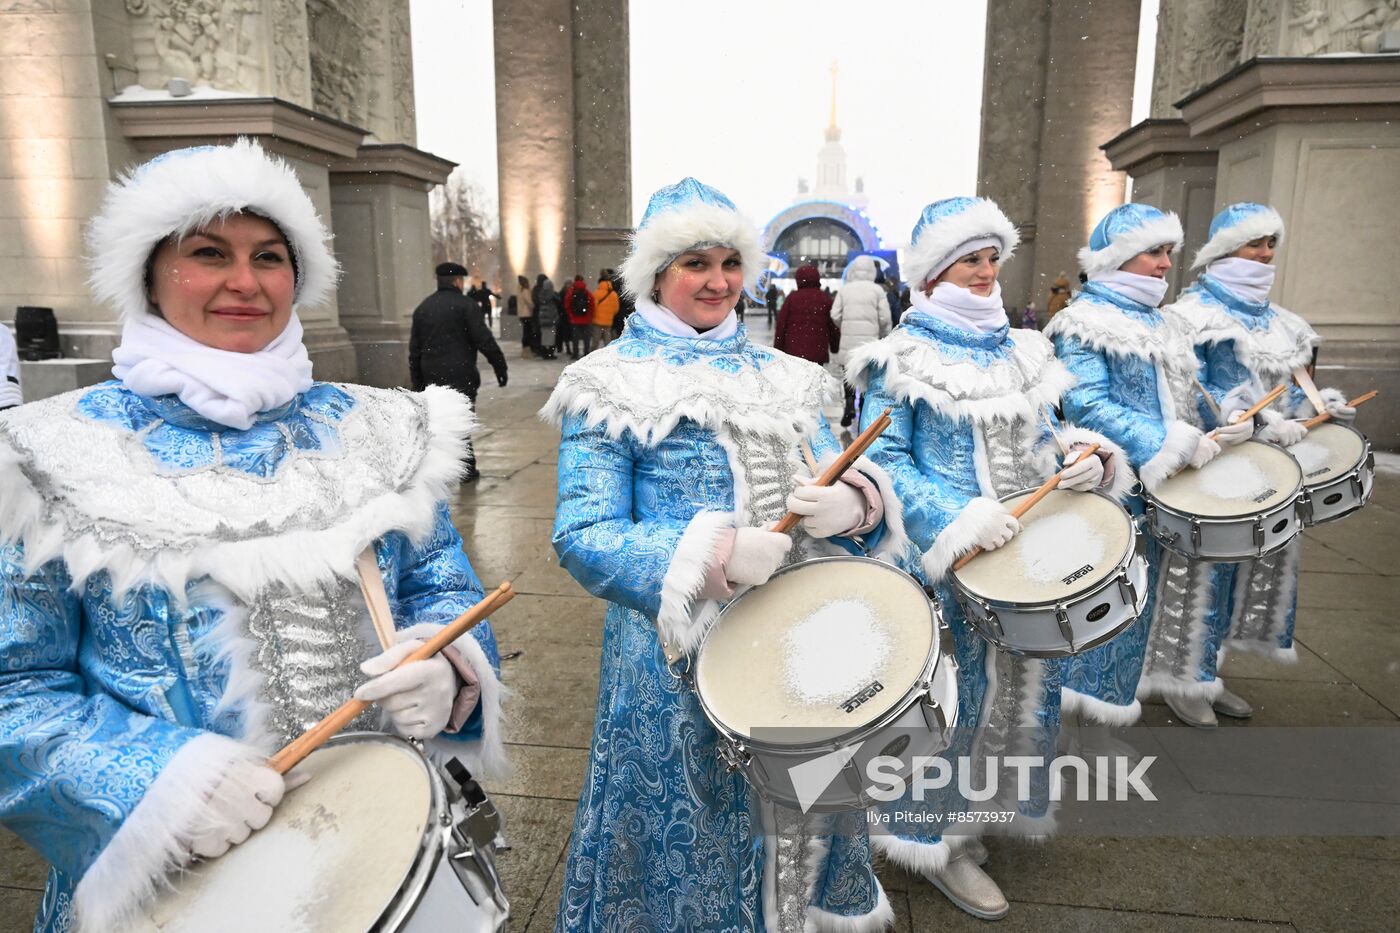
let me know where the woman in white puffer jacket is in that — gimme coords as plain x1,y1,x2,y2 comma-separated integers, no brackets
832,254,893,425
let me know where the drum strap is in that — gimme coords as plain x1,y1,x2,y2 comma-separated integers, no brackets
356,546,397,651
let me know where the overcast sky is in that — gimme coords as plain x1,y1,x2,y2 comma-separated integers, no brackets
411,1,1157,248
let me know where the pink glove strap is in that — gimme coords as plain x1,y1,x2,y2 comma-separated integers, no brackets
699,528,738,600
438,645,483,734
838,470,884,535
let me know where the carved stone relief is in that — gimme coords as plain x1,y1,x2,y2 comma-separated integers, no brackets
126,0,267,93
1151,0,1246,117
307,0,370,126
1244,0,1400,58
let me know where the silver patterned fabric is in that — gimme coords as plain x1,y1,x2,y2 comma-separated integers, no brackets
722,425,814,562
1229,537,1300,651
770,804,822,933
980,415,1045,498
1143,551,1218,688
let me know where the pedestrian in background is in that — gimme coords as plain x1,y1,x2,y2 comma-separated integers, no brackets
410,261,508,481
774,264,839,367
517,274,538,358
765,281,781,325
831,255,892,426
591,273,620,349
562,274,595,358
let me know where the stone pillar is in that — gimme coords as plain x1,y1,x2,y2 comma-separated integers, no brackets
1102,120,1219,299
977,0,1140,310
494,0,577,302
975,0,1053,310
571,0,632,281
329,145,454,388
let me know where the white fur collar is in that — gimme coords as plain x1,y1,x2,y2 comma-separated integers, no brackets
540,337,837,446
845,326,1075,425
0,384,473,600
1165,290,1318,381
1044,294,1195,372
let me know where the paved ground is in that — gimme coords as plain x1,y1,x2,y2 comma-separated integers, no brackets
2,316,1398,932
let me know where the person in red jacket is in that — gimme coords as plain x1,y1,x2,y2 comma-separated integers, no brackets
562,274,596,358
773,265,839,365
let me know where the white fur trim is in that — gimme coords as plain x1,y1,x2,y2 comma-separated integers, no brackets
618,201,766,300
396,621,512,780
847,454,909,564
870,831,953,875
1137,673,1224,703
846,328,1075,426
541,342,837,448
1165,290,1318,381
1192,207,1285,269
904,199,1020,289
195,581,278,753
657,511,735,655
0,384,475,601
87,138,338,323
1139,421,1202,493
1058,425,1136,503
921,497,1013,583
1060,688,1142,727
1078,213,1183,279
1222,641,1298,663
806,885,894,932
73,732,266,933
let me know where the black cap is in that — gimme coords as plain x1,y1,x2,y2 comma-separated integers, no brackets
436,262,470,277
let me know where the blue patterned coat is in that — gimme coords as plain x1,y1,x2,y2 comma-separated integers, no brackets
1166,275,1329,661
0,382,503,933
1044,283,1217,721
847,310,1132,867
544,315,904,932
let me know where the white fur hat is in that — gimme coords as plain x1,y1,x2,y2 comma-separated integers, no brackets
87,138,338,322
903,197,1019,289
617,177,765,300
1078,203,1183,279
1192,202,1285,269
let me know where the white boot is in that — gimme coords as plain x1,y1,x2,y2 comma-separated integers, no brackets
926,852,1009,920
1067,708,1154,798
1165,693,1218,729
1213,680,1254,719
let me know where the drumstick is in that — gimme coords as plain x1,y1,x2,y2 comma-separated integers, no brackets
1207,382,1288,439
1301,390,1378,430
268,581,516,774
952,443,1101,573
773,409,892,535
1192,375,1222,422
355,548,397,651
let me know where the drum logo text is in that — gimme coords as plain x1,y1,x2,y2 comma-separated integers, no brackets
841,681,884,714
1061,564,1095,586
1252,487,1278,503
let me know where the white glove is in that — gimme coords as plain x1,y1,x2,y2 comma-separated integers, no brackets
1057,449,1105,492
1214,411,1255,446
785,475,867,538
1325,399,1356,423
188,760,291,859
724,526,793,586
1188,434,1221,470
973,504,1020,552
1260,416,1308,447
355,640,459,740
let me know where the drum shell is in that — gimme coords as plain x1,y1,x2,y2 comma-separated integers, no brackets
694,557,959,814
1299,426,1374,526
951,489,1149,658
1144,492,1300,561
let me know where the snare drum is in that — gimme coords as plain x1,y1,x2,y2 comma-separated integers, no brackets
693,557,958,813
121,733,508,933
951,487,1148,657
1286,422,1374,526
1144,439,1303,561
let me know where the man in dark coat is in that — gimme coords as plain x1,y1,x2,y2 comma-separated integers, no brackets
773,265,839,365
409,261,508,481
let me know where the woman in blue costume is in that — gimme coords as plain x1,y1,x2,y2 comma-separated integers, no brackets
545,178,910,932
0,141,507,933
848,197,1132,921
1043,203,1253,745
1160,203,1357,726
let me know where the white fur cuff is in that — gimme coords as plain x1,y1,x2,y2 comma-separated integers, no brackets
1059,425,1136,503
657,511,735,655
396,621,511,780
1140,421,1202,493
921,496,1012,583
870,832,953,876
73,732,266,933
1061,688,1142,727
806,885,895,932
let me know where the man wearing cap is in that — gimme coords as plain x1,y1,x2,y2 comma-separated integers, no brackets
410,262,508,481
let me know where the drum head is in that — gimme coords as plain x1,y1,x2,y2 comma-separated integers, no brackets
1287,422,1366,487
130,735,434,933
695,557,935,742
955,488,1133,606
1153,440,1302,518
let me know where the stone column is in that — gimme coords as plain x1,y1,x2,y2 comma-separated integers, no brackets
977,0,1140,311
494,0,577,300
572,0,632,281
